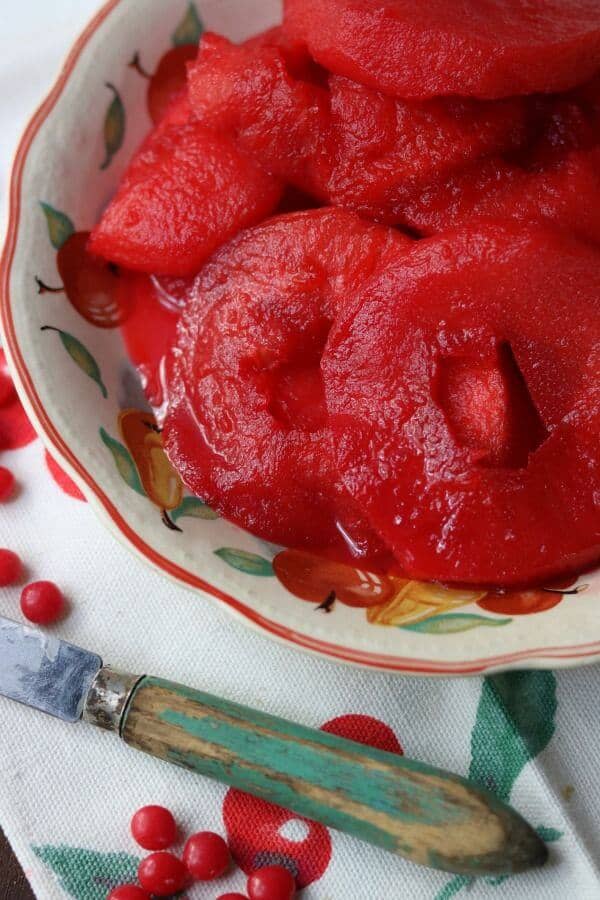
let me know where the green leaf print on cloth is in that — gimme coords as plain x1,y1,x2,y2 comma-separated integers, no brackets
469,670,557,801
34,845,138,899
434,671,562,899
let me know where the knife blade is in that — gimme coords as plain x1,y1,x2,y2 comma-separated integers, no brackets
0,616,547,877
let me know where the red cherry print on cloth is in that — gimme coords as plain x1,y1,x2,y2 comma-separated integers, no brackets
130,805,177,851
0,350,36,450
0,467,16,501
321,714,404,754
20,581,65,625
247,865,296,900
183,831,231,881
107,886,151,900
138,851,188,896
223,791,331,889
0,549,22,587
44,451,86,502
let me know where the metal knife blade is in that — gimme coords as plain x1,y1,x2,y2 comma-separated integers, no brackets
0,617,102,722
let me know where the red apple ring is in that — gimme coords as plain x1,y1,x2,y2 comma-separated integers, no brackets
89,121,282,276
188,34,527,213
323,222,600,586
164,208,409,565
284,0,600,99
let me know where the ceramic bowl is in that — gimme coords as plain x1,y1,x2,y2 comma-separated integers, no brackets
2,0,599,675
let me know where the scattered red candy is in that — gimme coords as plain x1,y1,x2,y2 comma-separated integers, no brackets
0,549,21,586
183,830,231,881
107,886,151,900
218,895,249,900
131,805,177,851
0,466,15,501
20,581,65,625
138,851,188,896
247,865,296,900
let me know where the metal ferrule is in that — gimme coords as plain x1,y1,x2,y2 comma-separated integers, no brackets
82,666,143,733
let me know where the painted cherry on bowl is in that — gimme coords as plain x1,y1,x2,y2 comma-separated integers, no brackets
273,549,397,608
130,45,199,123
478,588,565,615
128,3,202,123
37,207,130,328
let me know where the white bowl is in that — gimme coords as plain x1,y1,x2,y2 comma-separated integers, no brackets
2,0,599,675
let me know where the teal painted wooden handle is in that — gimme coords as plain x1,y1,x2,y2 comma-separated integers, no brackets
120,676,546,876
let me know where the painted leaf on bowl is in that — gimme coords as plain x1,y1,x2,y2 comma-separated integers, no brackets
172,495,219,522
99,427,145,496
40,326,107,398
469,671,557,801
172,3,203,46
100,82,125,170
39,203,75,250
401,613,511,634
34,845,139,900
215,548,274,576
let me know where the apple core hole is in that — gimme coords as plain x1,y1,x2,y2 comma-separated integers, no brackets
267,317,332,432
437,340,548,469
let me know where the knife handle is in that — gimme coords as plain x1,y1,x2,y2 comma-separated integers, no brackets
85,670,546,876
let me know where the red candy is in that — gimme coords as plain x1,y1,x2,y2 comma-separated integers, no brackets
20,581,65,624
323,222,600,586
217,895,249,900
89,120,281,276
183,831,231,880
137,852,188,896
247,865,296,900
284,0,600,99
164,208,408,565
0,466,15,501
0,549,21,586
107,887,151,900
131,805,177,851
